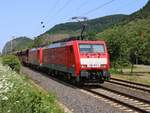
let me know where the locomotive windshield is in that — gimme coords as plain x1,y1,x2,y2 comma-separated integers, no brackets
79,44,105,53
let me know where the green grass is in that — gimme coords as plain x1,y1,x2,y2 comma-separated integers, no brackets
112,74,150,85
0,61,64,113
110,66,150,85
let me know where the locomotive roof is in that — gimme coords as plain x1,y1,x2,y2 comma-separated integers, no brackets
16,40,106,53
43,40,106,49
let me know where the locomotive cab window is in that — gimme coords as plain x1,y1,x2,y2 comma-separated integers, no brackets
79,44,105,53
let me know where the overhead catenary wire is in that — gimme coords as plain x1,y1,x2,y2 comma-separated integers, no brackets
55,0,71,15
44,0,116,33
69,0,94,19
39,0,72,32
72,0,116,36
82,0,116,16
52,0,61,10
42,0,72,28
42,0,60,20
40,0,139,33
40,0,62,27
75,0,91,12
46,0,72,26
42,0,115,29
114,0,140,13
87,0,139,18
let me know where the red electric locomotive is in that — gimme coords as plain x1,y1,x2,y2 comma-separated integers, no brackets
16,39,110,84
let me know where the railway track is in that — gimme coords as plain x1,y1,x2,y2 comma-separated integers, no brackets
82,85,150,113
32,70,150,113
23,67,150,113
107,78,150,93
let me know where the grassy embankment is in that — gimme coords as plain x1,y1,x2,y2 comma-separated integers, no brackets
0,59,64,113
110,65,150,85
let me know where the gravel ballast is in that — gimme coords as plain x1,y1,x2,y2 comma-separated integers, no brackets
102,82,150,102
22,67,129,113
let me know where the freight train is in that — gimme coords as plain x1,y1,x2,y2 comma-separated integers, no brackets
16,39,110,84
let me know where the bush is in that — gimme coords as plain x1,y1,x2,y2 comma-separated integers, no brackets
2,55,21,73
0,63,64,113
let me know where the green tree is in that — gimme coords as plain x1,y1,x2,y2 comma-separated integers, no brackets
87,32,96,40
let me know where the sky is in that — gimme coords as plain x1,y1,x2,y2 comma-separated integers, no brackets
0,0,149,52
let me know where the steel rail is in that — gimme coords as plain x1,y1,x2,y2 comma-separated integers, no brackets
111,78,150,88
83,86,150,113
107,80,150,93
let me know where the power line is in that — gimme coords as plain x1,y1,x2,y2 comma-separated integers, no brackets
40,0,62,28
70,0,92,17
40,0,62,30
41,0,137,32
65,0,92,21
53,0,61,10
43,0,114,30
115,0,140,12
47,0,115,30
55,0,71,15
82,0,116,16
53,0,71,18
75,0,91,12
98,0,140,17
49,0,72,21
44,0,71,26
42,0,61,20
